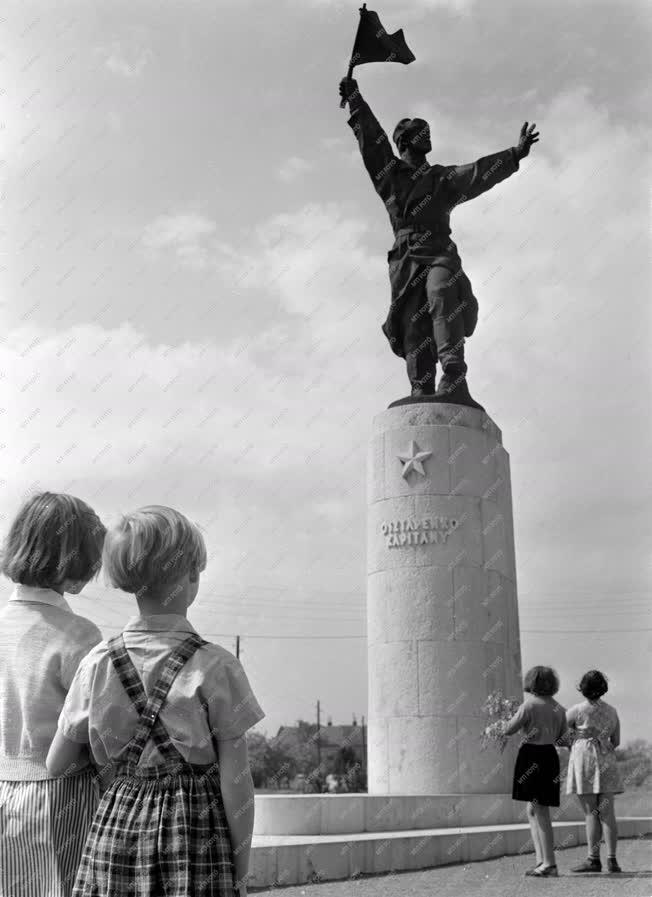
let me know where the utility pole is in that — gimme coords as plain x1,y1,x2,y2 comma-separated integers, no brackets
316,699,321,774
235,635,240,659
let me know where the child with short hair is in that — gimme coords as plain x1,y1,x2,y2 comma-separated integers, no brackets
503,665,568,878
47,505,264,897
0,491,105,897
566,669,623,874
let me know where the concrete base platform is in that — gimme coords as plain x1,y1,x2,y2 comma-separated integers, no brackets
254,792,585,836
249,836,652,897
249,818,652,889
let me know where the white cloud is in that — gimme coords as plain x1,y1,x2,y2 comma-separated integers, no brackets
277,155,315,182
0,309,378,620
143,213,217,248
305,0,474,8
142,213,218,269
210,202,392,380
390,0,476,15
96,39,153,78
141,201,385,365
320,136,348,151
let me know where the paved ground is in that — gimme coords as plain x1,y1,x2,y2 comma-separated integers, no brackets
251,836,652,897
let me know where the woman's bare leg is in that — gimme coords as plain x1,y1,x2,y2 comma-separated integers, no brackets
577,794,601,858
598,793,618,857
526,801,543,866
533,804,556,866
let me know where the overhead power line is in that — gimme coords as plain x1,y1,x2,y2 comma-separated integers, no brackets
195,627,652,640
78,592,651,617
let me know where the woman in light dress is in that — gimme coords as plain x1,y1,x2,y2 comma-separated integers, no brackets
566,669,623,874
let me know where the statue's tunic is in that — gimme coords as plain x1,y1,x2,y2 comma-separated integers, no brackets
348,99,520,357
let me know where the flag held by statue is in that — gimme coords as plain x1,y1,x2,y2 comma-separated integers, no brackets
340,4,415,107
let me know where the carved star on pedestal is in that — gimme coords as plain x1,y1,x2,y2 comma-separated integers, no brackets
398,440,432,479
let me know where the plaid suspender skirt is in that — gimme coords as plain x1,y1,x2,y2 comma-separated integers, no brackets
72,633,236,897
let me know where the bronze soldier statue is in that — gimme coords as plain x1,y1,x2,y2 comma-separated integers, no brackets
340,76,539,408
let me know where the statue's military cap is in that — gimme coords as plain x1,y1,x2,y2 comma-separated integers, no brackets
392,118,429,149
392,118,413,148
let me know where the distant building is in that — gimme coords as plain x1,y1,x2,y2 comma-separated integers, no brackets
273,719,366,766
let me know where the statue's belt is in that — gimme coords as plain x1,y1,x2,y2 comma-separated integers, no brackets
393,225,453,241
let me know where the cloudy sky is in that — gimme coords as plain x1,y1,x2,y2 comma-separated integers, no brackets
2,0,651,742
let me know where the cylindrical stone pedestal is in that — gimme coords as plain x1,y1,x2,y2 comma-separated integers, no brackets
367,402,523,795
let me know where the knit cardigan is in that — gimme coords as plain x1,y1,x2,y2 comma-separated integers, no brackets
0,586,101,780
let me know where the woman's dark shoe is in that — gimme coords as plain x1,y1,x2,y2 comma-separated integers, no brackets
607,858,622,873
531,864,558,877
571,857,602,873
525,864,544,876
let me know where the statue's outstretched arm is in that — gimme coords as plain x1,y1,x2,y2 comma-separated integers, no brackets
445,149,520,207
446,122,539,207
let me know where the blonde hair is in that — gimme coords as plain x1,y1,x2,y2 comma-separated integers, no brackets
102,505,207,596
0,491,106,588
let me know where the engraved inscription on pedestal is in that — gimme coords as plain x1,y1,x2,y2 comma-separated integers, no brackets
381,516,459,548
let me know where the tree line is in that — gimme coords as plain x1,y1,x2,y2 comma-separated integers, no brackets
247,720,367,793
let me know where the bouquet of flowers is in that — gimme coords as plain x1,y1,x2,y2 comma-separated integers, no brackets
480,690,521,753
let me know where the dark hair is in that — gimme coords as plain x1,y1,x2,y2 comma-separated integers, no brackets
0,492,106,588
578,670,608,700
523,665,560,697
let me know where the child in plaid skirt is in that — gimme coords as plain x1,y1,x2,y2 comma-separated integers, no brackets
47,505,265,897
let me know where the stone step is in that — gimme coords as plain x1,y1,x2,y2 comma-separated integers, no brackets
248,817,652,889
254,792,586,836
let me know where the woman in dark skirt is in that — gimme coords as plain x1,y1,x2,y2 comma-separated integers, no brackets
503,666,568,878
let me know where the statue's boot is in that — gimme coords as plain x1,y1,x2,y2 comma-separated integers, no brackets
431,326,484,409
435,367,484,411
411,381,436,397
406,344,436,397
431,326,484,410
428,266,484,410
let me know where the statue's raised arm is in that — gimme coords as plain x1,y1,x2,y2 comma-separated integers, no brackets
340,77,398,207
